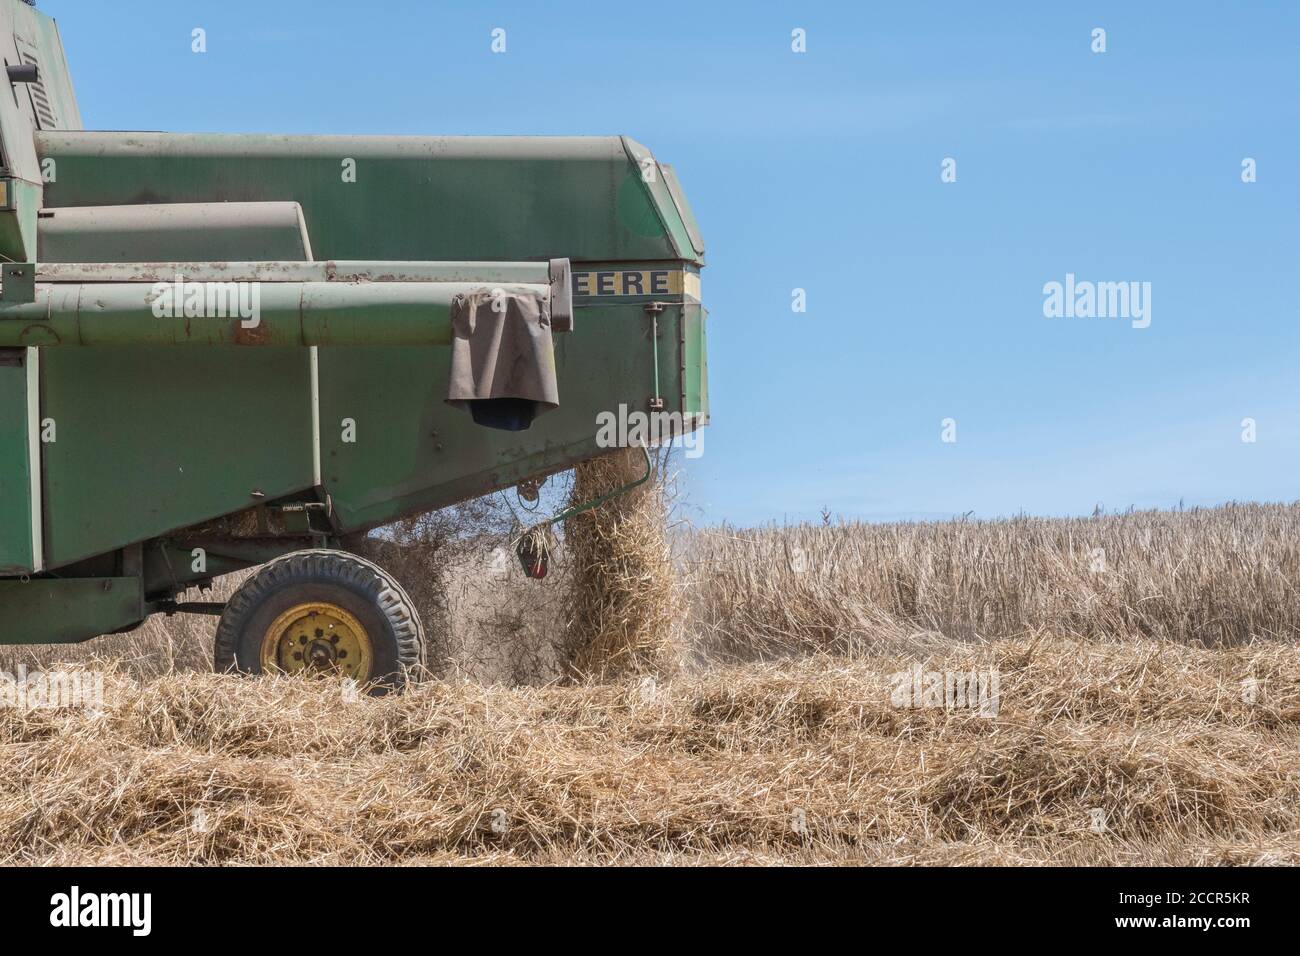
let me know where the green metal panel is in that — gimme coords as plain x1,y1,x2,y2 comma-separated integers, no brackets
318,300,677,531
40,347,315,568
0,349,34,572
30,128,710,544
659,163,705,258
36,133,702,267
620,139,702,265
0,3,42,185
0,0,78,259
0,576,141,644
682,304,709,420
0,178,39,263
17,3,82,131
38,201,312,262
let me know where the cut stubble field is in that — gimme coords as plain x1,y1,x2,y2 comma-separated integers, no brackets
2,500,1297,865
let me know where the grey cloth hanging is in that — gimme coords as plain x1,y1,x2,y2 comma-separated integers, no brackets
446,288,560,431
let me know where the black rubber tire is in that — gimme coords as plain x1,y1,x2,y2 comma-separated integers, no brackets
214,549,424,693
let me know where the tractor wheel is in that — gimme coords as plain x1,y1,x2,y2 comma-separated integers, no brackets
214,550,424,693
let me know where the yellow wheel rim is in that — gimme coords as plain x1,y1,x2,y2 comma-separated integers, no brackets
260,601,374,680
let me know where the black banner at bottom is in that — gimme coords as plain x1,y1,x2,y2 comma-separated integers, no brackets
0,865,1281,942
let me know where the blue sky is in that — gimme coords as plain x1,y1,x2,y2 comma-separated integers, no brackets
44,0,1300,525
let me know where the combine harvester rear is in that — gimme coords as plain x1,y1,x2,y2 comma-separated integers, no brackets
0,0,708,688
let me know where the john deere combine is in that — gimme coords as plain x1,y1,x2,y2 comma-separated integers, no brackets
0,0,707,686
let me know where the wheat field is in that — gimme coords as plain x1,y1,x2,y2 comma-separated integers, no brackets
1,501,1297,865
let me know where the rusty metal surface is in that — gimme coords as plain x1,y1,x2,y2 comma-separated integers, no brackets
33,259,554,284
0,275,558,347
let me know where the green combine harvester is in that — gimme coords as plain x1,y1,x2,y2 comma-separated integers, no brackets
0,0,707,687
